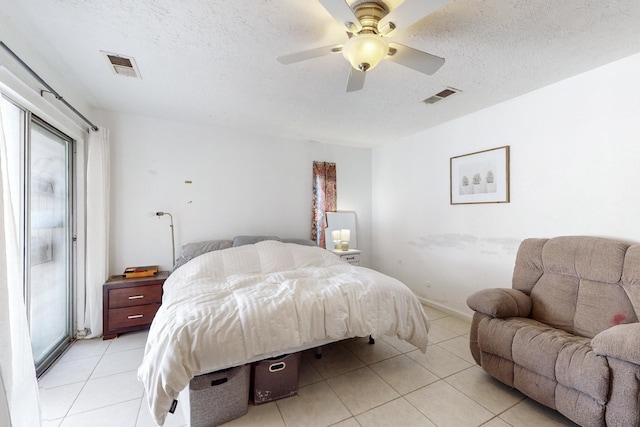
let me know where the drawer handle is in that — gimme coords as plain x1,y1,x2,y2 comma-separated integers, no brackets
269,362,286,372
128,314,144,319
128,295,144,300
345,256,355,260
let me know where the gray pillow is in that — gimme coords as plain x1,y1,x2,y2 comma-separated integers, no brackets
232,235,281,247
174,239,233,270
281,238,317,247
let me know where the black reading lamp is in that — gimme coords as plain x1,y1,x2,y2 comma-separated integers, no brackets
155,211,175,268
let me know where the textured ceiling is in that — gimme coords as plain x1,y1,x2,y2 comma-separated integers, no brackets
2,0,640,147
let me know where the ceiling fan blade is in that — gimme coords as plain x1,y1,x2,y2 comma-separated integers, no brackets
378,0,449,35
346,67,366,92
386,43,445,75
277,44,342,65
319,0,362,33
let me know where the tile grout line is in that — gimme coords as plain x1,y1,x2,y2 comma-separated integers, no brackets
325,336,440,426
38,339,112,423
60,337,114,421
401,327,471,427
50,336,151,424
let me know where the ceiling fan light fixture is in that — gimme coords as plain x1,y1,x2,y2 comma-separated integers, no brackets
342,34,388,72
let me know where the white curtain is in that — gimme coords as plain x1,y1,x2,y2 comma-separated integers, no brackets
0,96,41,426
84,128,110,338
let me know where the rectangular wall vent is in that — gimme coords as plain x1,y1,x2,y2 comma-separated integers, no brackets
101,51,141,78
423,87,461,104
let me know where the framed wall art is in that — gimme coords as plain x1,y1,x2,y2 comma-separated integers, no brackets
450,146,510,205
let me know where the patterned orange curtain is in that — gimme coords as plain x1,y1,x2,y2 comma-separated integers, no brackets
311,161,336,248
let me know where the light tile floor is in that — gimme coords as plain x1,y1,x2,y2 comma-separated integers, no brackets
39,306,579,427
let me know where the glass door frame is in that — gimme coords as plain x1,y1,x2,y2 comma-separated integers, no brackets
23,109,75,376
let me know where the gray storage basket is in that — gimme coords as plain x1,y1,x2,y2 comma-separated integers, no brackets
189,364,250,427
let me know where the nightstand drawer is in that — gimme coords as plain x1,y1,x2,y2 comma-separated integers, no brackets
330,249,362,266
108,304,161,330
109,285,162,309
341,254,360,265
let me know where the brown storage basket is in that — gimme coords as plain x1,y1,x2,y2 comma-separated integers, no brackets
251,352,301,404
189,364,250,427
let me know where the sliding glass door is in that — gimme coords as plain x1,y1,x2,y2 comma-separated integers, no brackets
2,95,74,376
27,118,74,374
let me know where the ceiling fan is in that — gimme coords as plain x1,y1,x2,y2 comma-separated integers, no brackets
277,0,449,92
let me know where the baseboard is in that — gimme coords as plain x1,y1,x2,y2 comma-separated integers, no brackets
417,297,473,322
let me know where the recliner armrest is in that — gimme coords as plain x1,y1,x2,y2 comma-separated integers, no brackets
466,288,532,318
592,323,640,365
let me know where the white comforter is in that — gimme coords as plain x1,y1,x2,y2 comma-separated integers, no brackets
138,241,430,425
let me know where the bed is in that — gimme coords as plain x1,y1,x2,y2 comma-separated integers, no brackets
137,238,430,425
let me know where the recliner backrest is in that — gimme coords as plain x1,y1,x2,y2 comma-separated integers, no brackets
512,236,637,338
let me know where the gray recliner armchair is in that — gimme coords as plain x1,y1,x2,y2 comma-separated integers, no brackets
467,236,640,427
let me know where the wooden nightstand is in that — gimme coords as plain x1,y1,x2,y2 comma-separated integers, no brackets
102,271,169,340
330,249,361,266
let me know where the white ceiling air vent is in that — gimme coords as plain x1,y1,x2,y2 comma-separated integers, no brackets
101,51,141,78
423,87,460,104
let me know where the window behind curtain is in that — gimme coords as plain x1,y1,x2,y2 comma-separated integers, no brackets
311,161,336,248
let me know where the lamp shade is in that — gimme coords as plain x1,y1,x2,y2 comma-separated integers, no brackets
331,230,341,241
340,229,351,242
342,34,389,72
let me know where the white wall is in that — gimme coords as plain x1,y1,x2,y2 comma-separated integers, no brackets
93,111,372,273
372,52,640,318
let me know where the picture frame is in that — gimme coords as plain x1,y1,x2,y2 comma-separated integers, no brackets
450,146,510,205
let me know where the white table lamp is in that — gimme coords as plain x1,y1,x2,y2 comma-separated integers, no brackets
331,229,341,249
340,229,350,251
